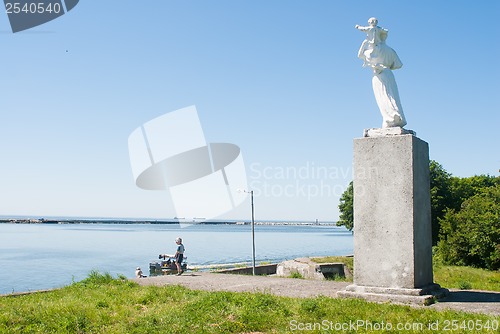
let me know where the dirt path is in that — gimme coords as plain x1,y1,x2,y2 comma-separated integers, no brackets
133,272,500,316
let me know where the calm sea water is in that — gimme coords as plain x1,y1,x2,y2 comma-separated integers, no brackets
0,223,352,294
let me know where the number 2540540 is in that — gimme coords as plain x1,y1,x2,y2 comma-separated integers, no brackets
5,2,62,14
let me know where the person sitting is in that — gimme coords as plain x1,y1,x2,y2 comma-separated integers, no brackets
135,267,146,278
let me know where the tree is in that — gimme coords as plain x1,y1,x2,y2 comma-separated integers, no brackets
437,185,500,270
429,160,453,245
450,175,500,211
336,181,353,231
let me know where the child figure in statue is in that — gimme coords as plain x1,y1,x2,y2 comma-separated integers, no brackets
355,17,388,67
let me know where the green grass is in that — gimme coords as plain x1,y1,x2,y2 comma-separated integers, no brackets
311,256,500,292
433,264,500,291
1,271,499,333
325,274,349,282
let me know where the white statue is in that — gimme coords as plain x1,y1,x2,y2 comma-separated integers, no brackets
356,18,407,128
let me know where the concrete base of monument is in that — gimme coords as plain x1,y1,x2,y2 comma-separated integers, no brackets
363,127,416,137
338,283,449,306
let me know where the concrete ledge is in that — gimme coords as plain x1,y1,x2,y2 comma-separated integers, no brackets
0,289,57,297
217,258,352,280
316,263,348,279
338,284,449,306
217,264,277,275
276,258,351,280
344,283,446,296
363,127,416,137
338,290,436,305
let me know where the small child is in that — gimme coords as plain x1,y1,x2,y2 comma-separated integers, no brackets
355,17,388,66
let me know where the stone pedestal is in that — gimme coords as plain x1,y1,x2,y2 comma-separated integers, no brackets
338,130,447,305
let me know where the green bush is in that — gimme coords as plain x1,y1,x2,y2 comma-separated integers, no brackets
437,185,500,270
289,271,303,279
458,280,472,290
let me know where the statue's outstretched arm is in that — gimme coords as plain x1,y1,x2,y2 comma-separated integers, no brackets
355,25,370,32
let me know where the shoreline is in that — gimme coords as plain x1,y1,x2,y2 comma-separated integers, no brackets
0,218,339,226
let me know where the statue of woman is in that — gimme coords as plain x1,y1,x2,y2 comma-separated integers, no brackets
355,18,407,128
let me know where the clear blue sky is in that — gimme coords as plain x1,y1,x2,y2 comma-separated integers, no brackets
1,1,498,221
